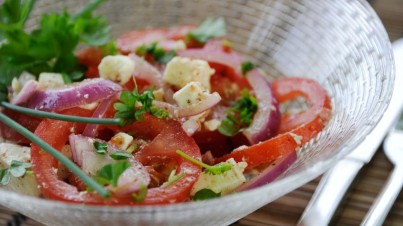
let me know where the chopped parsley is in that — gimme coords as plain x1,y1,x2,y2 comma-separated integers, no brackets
176,150,233,175
95,161,131,187
241,61,254,76
218,89,258,136
187,18,226,43
93,141,107,155
164,170,185,188
0,160,32,185
109,151,132,160
132,184,147,202
192,188,221,201
135,42,176,64
114,84,169,125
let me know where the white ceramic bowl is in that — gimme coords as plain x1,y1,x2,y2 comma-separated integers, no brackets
0,0,394,225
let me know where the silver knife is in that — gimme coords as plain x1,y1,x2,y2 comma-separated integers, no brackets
297,39,403,226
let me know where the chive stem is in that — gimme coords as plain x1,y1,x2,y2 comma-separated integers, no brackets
176,149,213,170
0,112,110,197
1,101,121,125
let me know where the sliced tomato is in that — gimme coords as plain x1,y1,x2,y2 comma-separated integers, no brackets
0,109,42,145
117,25,195,54
216,77,332,169
31,109,201,205
75,47,103,79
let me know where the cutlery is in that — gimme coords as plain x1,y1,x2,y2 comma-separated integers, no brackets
361,113,403,226
298,39,403,226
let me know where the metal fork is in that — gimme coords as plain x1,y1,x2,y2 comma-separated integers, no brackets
361,113,403,226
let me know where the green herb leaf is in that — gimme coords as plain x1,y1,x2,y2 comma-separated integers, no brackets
109,151,132,160
95,161,131,187
132,184,147,202
0,0,35,40
188,18,226,43
135,42,176,65
93,141,107,155
0,160,32,185
241,61,254,76
114,85,169,125
176,150,233,175
192,188,221,201
218,89,258,136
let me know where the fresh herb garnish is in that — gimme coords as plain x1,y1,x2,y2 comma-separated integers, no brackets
192,188,221,201
0,160,32,185
187,18,226,43
0,0,109,90
132,184,147,202
109,151,132,160
176,150,233,175
241,61,254,76
93,141,107,155
114,84,169,125
95,161,131,187
135,42,176,64
164,170,185,188
218,89,258,136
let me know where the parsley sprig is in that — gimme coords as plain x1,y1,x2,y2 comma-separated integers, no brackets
135,42,176,65
114,84,169,125
192,188,221,201
95,161,131,187
0,160,32,185
176,150,232,175
218,89,258,136
187,18,226,43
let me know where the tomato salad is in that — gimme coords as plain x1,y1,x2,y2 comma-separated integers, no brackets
0,1,331,205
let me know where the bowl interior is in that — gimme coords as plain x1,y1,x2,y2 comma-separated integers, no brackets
0,0,394,225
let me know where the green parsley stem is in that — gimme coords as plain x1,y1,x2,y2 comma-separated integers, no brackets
1,101,121,125
176,150,212,170
0,112,110,197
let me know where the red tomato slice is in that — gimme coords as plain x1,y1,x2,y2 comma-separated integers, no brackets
31,109,201,205
75,47,103,79
117,25,195,54
0,109,42,145
216,77,332,169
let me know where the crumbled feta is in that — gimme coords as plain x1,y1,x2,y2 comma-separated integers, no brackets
173,81,209,107
0,143,41,196
109,132,134,150
163,56,215,91
173,40,187,51
191,158,247,196
38,72,65,89
98,55,135,85
204,119,221,131
153,88,165,101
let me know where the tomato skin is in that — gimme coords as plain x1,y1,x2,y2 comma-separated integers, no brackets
117,25,195,54
216,77,332,169
0,109,42,145
31,109,201,205
75,47,103,79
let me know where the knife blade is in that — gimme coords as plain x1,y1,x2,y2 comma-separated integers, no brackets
297,39,403,226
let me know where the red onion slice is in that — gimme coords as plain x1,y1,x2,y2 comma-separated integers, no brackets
243,70,280,144
82,95,117,138
11,80,38,105
237,150,297,191
27,78,122,111
128,54,163,87
69,134,150,195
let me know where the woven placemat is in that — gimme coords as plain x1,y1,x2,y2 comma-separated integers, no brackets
1,0,403,225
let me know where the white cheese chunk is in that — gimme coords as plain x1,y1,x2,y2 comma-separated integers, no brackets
38,72,65,89
109,132,134,151
0,143,41,196
163,56,214,91
191,158,247,196
98,55,135,85
173,81,209,107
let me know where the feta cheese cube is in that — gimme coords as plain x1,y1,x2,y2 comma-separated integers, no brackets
98,55,135,85
163,56,215,91
109,132,134,151
173,81,208,107
38,72,65,89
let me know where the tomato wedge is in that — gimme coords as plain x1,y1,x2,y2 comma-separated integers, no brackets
216,77,332,169
31,109,201,205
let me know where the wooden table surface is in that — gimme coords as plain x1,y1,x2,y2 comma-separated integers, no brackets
1,0,403,226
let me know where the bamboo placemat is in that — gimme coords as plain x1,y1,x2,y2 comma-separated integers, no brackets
1,0,403,225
